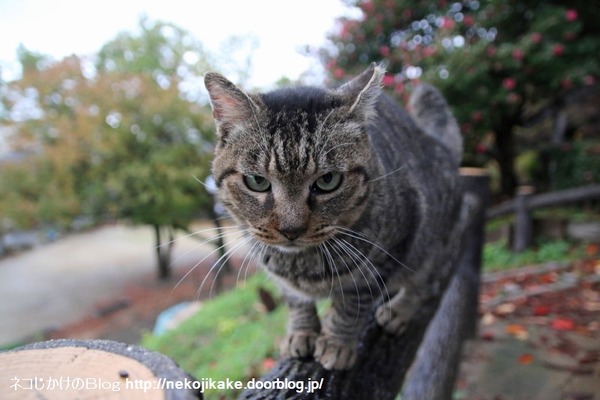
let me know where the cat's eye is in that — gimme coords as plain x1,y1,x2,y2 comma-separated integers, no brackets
313,172,343,193
243,175,271,192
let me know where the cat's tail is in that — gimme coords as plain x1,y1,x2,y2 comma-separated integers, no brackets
408,83,463,166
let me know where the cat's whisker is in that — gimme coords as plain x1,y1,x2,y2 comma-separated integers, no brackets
236,239,260,287
316,243,334,303
246,242,267,284
334,237,393,320
192,174,209,189
168,228,246,279
327,238,364,324
335,226,415,273
172,229,248,297
319,241,341,307
330,237,376,302
368,165,406,184
206,235,255,298
158,225,242,248
315,109,338,159
322,142,356,158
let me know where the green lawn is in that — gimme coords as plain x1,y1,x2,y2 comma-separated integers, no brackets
142,272,286,398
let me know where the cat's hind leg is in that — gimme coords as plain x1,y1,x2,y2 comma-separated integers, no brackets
376,192,478,335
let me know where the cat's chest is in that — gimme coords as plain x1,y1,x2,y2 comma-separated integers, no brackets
261,249,343,297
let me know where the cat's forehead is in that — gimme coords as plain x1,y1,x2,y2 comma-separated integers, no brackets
260,87,342,116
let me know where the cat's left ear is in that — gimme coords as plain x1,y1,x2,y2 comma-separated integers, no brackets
336,62,385,120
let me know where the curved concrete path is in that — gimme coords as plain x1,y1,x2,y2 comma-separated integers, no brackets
0,224,218,347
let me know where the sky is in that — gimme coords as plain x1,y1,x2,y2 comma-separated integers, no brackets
0,0,356,88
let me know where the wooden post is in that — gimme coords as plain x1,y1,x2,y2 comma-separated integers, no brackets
401,168,489,400
512,185,535,253
0,339,202,400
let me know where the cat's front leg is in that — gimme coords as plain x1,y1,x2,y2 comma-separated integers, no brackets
375,284,421,334
314,294,371,370
281,295,321,360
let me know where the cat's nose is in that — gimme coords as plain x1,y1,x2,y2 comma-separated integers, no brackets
278,226,307,241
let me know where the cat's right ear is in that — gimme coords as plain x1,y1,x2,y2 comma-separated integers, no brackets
336,62,385,121
204,73,260,140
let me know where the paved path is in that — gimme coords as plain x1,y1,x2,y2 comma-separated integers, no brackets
0,224,219,347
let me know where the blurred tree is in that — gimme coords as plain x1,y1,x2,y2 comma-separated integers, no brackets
320,0,600,196
0,19,217,279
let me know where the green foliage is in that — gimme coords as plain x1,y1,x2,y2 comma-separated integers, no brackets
142,273,286,399
0,18,220,277
320,0,600,195
0,18,216,229
483,239,582,271
545,141,600,189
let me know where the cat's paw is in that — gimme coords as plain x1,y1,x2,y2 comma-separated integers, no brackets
314,334,357,370
375,303,411,335
281,330,318,359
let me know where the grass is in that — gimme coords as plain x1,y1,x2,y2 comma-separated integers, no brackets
483,239,585,271
142,272,287,399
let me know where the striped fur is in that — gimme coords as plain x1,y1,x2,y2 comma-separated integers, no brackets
204,63,464,370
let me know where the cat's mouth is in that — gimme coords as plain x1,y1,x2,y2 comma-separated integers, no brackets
273,242,307,254
250,226,335,253
258,235,317,253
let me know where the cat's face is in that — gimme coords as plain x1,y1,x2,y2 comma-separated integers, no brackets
205,65,384,252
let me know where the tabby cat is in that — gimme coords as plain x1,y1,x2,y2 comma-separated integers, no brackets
204,63,467,370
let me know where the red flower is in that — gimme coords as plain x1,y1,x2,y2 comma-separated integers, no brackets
362,1,374,13
422,46,437,57
584,75,596,85
565,9,578,22
475,143,487,154
463,15,475,27
379,46,390,57
506,92,521,104
502,77,517,90
561,78,572,89
382,74,395,86
394,82,405,94
531,32,543,44
553,44,565,56
440,16,455,30
512,49,524,61
333,68,345,79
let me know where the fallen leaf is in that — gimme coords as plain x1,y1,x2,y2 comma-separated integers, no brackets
551,318,575,331
262,357,276,372
585,243,598,256
506,324,525,334
533,305,551,316
539,273,558,284
495,303,517,316
518,353,535,365
482,312,496,326
505,324,529,340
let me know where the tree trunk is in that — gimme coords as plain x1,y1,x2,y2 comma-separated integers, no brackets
154,224,174,280
494,125,518,197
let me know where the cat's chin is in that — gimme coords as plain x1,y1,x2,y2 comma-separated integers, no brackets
271,243,311,254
